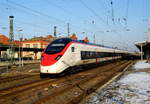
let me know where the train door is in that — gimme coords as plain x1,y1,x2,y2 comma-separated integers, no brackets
70,45,79,66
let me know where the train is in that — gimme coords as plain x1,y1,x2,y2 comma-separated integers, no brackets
40,38,128,77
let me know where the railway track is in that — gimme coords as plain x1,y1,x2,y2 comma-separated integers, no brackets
0,60,132,104
0,74,39,84
35,61,131,104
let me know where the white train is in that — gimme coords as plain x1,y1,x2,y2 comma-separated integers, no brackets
40,38,128,77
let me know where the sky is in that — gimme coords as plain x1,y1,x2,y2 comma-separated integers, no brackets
0,0,150,52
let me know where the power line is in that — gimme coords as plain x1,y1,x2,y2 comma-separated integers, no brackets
2,0,60,26
79,0,108,26
125,0,130,26
15,20,49,32
79,0,124,42
4,0,92,36
6,0,66,23
96,0,108,11
96,0,110,22
0,1,55,30
45,0,96,34
45,0,76,18
110,0,115,24
3,0,126,44
44,0,84,33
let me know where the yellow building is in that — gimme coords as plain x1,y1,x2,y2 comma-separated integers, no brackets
22,40,49,59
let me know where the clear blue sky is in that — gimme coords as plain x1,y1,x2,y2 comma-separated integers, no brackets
0,0,150,52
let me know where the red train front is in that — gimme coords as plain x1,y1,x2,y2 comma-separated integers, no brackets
40,38,74,75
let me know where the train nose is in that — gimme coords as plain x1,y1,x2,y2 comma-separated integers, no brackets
41,55,57,66
40,64,58,74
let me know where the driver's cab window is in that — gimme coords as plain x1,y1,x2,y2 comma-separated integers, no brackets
71,47,75,52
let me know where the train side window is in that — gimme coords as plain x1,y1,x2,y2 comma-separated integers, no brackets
71,47,75,52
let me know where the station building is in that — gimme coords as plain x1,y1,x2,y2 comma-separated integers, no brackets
0,33,87,60
0,34,9,58
135,40,150,60
0,34,53,60
0,34,9,45
21,40,49,59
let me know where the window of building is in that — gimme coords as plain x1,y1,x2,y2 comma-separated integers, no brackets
33,44,38,48
26,44,30,48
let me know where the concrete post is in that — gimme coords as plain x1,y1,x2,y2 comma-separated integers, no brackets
140,44,143,60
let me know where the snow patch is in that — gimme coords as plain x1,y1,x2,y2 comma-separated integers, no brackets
118,72,150,90
86,61,150,104
134,60,150,70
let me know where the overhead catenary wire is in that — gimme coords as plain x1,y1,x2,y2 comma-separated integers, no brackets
16,20,49,32
4,0,77,34
3,0,64,32
45,0,97,32
6,0,65,23
106,0,129,29
45,0,85,20
0,2,53,36
3,0,92,36
79,0,108,26
0,1,38,17
0,1,58,31
96,0,111,26
79,0,126,45
44,0,93,33
1,0,129,47
110,0,115,24
125,0,130,26
96,0,108,12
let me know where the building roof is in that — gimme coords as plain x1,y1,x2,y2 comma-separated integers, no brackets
0,34,9,45
70,34,78,40
135,40,150,52
22,40,49,43
135,40,150,47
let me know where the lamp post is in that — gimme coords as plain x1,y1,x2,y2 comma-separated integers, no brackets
9,16,14,65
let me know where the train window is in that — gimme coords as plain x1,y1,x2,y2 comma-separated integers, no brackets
71,47,75,52
80,51,125,60
45,38,71,54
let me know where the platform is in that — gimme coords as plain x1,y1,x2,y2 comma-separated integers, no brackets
135,41,150,60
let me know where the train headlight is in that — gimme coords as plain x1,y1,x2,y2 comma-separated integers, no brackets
55,55,62,61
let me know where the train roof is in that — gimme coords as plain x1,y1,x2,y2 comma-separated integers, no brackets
56,38,118,50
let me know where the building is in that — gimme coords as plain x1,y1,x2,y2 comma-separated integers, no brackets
0,33,90,60
70,33,78,40
0,34,9,58
21,36,53,59
83,37,89,43
0,34,9,45
0,34,53,60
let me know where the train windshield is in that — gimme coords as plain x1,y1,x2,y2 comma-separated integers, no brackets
45,38,71,54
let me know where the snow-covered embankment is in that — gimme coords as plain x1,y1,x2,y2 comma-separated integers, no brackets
85,60,150,104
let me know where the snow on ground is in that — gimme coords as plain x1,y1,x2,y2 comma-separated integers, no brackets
133,60,150,70
85,61,150,104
